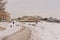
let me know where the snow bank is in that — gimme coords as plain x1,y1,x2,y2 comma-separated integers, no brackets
0,22,22,38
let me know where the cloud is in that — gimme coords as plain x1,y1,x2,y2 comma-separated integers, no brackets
6,0,60,19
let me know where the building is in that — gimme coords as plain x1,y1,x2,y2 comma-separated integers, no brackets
17,16,40,22
0,12,10,21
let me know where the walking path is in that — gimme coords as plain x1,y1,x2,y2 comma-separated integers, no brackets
0,22,31,40
4,27,31,40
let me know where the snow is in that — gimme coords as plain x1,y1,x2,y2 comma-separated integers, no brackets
0,22,22,38
0,21,60,40
21,21,60,40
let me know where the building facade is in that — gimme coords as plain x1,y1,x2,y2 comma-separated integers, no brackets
0,12,10,21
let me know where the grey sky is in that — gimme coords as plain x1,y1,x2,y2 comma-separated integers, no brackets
6,0,60,19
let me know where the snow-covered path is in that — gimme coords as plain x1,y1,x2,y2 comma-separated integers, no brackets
0,21,60,40
21,21,60,40
0,22,22,40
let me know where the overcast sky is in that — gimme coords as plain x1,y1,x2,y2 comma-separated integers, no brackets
6,0,60,19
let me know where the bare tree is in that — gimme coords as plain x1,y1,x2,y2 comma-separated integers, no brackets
0,0,7,13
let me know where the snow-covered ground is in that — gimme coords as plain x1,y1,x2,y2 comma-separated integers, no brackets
21,21,60,40
0,21,22,40
0,21,60,40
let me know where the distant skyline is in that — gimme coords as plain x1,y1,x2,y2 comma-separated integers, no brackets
6,0,60,19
